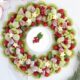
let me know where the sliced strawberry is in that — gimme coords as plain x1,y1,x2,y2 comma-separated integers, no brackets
69,43,75,50
4,40,8,47
33,37,39,43
20,65,27,71
55,32,62,38
22,17,28,21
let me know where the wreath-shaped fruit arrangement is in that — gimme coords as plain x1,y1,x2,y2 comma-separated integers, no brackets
2,2,76,78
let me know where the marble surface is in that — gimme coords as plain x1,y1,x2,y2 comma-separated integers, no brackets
0,0,80,80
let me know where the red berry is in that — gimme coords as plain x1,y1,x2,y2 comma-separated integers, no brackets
63,38,68,44
64,58,70,62
20,48,24,54
43,22,48,26
33,71,39,76
53,45,59,50
58,9,65,18
19,33,23,38
31,22,36,26
20,65,27,71
33,37,39,43
34,61,39,66
27,54,32,59
5,27,10,33
50,24,55,30
36,19,41,24
69,43,75,50
18,40,23,46
4,40,8,47
45,72,50,77
55,32,62,38
22,17,28,21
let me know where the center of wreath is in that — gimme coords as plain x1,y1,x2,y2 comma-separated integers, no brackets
26,26,54,56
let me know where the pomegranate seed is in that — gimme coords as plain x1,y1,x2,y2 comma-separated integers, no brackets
5,27,10,33
36,19,41,24
18,40,23,46
34,61,39,66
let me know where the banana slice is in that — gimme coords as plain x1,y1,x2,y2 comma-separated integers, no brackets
13,34,20,41
25,11,32,18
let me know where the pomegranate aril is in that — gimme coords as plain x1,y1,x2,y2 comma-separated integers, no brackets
53,45,59,50
4,40,8,47
45,72,50,77
20,65,27,71
69,43,75,50
55,32,62,38
22,17,28,21
31,22,36,26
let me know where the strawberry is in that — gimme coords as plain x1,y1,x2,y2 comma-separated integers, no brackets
53,45,59,50
45,72,50,77
40,6,46,16
22,17,28,21
31,22,36,26
4,40,8,47
20,48,24,54
64,57,70,62
50,24,55,30
43,22,48,26
69,43,75,50
18,40,23,46
33,71,39,76
63,38,68,44
55,32,62,38
57,9,65,18
36,19,41,24
27,54,32,59
33,37,39,43
20,65,27,71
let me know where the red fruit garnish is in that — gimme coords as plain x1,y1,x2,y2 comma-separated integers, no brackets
53,45,59,50
58,9,65,18
18,40,23,46
33,37,39,43
64,58,70,62
33,71,39,76
69,43,75,50
50,24,55,30
36,19,41,24
4,40,8,47
40,6,46,16
55,32,62,38
22,17,28,21
31,22,36,26
27,54,32,59
20,48,24,54
5,27,10,33
45,72,50,77
26,64,30,69
63,38,68,44
34,61,39,66
20,65,27,71
43,22,48,26
19,33,23,37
